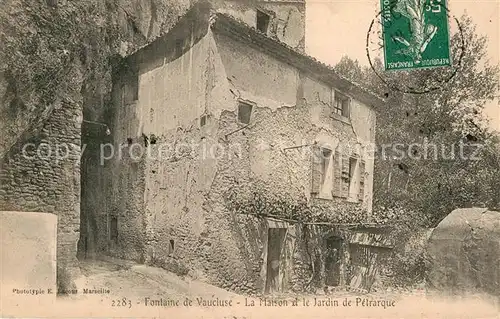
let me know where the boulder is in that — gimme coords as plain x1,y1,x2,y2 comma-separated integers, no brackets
426,208,500,297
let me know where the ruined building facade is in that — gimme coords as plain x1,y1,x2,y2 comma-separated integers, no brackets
0,0,389,293
76,1,393,294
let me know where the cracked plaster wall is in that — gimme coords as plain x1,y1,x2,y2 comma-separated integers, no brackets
101,26,377,294
213,0,306,52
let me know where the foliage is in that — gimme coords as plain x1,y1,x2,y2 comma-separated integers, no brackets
385,246,428,288
337,16,499,289
384,213,431,287
224,181,379,225
334,14,500,228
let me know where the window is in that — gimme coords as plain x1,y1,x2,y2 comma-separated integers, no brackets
321,148,332,184
169,239,175,254
349,157,357,181
256,10,271,34
348,156,358,198
175,38,184,56
238,102,253,124
333,91,350,118
200,114,208,127
110,216,118,243
311,146,332,196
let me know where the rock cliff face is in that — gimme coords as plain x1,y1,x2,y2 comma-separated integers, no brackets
0,0,191,159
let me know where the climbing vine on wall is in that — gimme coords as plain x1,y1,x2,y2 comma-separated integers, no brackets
224,181,375,225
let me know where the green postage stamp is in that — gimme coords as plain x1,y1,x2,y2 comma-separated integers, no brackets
380,0,451,70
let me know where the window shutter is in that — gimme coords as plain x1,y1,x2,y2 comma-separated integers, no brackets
358,160,366,202
311,145,322,194
332,149,342,197
341,153,350,198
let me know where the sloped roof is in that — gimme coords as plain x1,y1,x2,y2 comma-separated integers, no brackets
210,12,385,108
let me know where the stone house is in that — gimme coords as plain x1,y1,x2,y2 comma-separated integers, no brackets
81,0,391,294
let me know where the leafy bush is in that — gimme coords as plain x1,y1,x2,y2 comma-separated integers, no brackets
224,181,373,225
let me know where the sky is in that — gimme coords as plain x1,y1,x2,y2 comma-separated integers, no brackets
304,0,500,131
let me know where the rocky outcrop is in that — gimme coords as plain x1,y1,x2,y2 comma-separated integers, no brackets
426,208,500,297
0,0,191,159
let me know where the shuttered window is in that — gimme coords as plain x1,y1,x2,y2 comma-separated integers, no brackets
332,148,342,197
311,146,322,194
311,146,332,195
358,160,366,202
341,153,350,198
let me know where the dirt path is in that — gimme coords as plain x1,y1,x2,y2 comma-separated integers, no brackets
13,257,498,318
75,257,239,301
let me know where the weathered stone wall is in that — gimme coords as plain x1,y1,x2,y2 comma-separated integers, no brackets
260,1,306,51
213,0,306,52
0,100,83,287
90,85,148,262
0,0,192,290
99,13,378,294
215,32,376,210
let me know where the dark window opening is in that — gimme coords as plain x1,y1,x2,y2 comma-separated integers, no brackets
169,239,175,254
320,148,332,184
333,91,350,118
110,217,118,243
256,10,271,34
46,0,58,7
175,39,184,56
150,134,157,145
238,102,253,124
121,75,139,104
200,115,207,127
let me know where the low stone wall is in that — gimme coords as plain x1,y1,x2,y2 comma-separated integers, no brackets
0,211,57,313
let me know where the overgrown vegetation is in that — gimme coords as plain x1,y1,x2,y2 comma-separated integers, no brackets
334,14,500,288
224,182,375,225
335,15,500,225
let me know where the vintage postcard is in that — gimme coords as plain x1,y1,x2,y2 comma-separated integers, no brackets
0,0,499,318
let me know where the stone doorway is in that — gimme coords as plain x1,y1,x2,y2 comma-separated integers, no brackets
265,228,287,294
325,236,343,287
